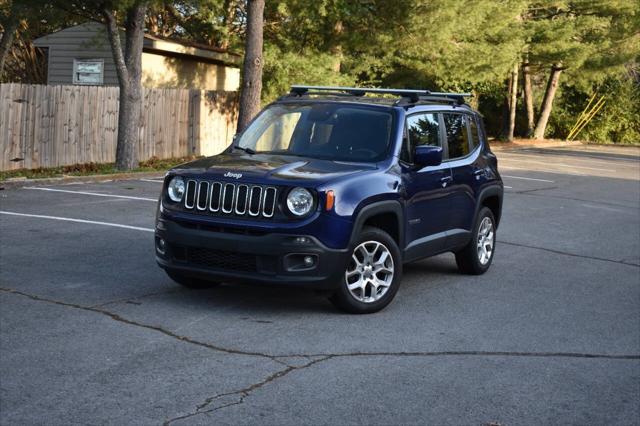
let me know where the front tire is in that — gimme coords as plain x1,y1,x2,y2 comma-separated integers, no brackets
329,227,402,314
455,207,496,275
165,269,220,289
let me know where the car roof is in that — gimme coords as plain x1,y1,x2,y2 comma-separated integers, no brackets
274,96,476,114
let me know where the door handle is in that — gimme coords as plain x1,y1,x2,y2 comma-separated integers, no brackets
440,175,453,187
473,169,487,180
473,168,485,181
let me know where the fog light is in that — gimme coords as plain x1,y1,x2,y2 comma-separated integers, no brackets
294,236,310,244
284,253,318,271
156,237,166,255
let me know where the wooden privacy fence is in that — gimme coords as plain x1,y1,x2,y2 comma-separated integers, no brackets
0,83,238,171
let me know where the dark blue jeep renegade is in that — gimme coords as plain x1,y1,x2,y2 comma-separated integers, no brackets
155,85,503,313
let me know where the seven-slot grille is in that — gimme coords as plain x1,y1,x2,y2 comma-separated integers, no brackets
183,180,277,218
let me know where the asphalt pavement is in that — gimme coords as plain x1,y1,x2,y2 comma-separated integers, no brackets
1,145,639,425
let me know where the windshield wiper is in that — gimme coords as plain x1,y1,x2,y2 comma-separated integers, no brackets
233,145,256,155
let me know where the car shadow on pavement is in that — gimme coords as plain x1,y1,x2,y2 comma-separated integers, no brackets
403,253,460,277
154,254,461,315
164,281,339,315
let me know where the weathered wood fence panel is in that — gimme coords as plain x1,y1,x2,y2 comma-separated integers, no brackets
0,83,238,171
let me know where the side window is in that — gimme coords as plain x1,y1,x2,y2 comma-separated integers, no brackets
407,113,440,148
443,113,470,159
402,113,440,163
469,115,480,151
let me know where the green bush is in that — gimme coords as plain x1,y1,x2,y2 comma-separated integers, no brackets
549,77,640,144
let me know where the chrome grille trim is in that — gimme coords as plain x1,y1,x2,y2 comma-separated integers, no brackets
262,187,277,218
209,182,222,212
222,183,235,214
182,180,277,218
196,181,209,211
184,180,197,209
248,186,262,216
235,184,249,215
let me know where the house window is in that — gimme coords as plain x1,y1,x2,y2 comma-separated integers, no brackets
73,59,104,85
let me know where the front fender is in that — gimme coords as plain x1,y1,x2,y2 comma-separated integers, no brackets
317,169,403,249
348,199,404,249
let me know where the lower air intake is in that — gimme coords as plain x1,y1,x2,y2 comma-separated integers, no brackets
187,247,257,272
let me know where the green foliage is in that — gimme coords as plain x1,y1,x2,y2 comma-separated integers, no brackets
548,75,640,144
524,0,639,82
262,45,355,103
390,0,528,89
6,0,640,143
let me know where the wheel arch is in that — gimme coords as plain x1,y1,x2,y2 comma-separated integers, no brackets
474,185,503,228
349,200,404,250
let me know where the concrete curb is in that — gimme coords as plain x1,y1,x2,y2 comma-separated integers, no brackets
0,171,166,190
490,140,585,151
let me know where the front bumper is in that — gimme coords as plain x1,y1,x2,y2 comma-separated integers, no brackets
155,217,349,289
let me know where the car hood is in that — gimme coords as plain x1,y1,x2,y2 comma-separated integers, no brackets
173,152,377,184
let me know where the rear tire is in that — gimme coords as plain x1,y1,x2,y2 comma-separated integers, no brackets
165,269,220,289
455,207,496,275
329,227,402,314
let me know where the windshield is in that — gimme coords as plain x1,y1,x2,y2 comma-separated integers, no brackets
236,103,394,162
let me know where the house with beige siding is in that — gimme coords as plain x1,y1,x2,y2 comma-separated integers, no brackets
33,22,241,91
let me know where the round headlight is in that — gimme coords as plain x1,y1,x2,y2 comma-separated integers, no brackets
168,176,185,202
286,187,314,216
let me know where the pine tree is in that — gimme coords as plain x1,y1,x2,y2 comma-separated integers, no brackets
524,0,639,139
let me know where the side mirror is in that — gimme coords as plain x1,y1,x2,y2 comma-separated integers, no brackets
414,145,443,167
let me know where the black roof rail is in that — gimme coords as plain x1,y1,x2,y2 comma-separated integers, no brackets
289,85,472,104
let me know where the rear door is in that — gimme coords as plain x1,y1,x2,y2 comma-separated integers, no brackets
400,112,454,261
442,113,483,248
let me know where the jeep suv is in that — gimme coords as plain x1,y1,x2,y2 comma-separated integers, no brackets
155,85,503,314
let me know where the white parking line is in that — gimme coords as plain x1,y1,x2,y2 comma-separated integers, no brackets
504,186,513,189
139,178,164,183
502,175,555,183
499,165,587,176
0,211,154,232
26,187,157,202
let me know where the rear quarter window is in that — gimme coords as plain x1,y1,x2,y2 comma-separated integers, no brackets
469,115,480,151
443,113,470,159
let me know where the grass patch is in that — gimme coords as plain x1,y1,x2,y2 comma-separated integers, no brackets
0,156,200,181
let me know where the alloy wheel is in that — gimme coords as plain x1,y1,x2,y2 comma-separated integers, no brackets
345,241,394,303
476,216,494,265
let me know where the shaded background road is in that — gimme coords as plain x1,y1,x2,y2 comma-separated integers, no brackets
1,145,638,425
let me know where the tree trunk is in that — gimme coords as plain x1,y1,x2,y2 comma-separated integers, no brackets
522,62,535,137
499,74,513,140
0,15,19,76
236,0,264,133
533,64,562,140
104,3,146,170
331,20,343,73
507,63,518,142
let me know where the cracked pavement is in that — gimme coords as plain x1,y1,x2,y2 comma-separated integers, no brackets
1,146,639,425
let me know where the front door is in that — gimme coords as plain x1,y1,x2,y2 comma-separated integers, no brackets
401,112,454,261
